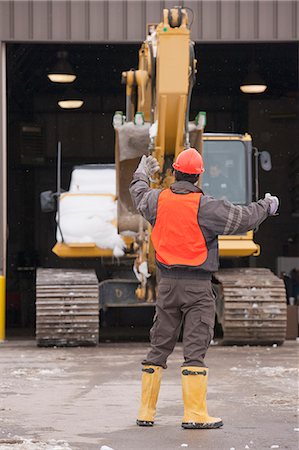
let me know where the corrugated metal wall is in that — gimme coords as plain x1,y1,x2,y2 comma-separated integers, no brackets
0,0,298,42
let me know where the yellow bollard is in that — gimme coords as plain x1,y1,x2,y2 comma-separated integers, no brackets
0,275,5,341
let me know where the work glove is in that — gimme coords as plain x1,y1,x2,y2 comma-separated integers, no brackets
264,193,279,215
136,155,160,179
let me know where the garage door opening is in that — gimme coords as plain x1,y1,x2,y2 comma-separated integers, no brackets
5,42,298,338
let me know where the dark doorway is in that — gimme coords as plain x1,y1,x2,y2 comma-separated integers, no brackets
6,42,298,336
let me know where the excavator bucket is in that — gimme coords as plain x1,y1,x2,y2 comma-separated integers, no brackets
115,124,150,234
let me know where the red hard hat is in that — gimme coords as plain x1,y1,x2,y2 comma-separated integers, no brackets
172,148,205,174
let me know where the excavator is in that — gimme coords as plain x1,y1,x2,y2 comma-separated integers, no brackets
37,6,286,346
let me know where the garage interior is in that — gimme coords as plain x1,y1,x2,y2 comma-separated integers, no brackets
5,42,299,336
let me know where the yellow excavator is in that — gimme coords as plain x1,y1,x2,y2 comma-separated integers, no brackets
116,6,286,344
37,6,286,346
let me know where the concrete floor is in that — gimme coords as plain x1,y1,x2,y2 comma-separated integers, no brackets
0,340,298,450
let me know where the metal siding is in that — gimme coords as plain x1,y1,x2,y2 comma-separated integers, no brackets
32,1,49,41
239,1,256,40
84,0,90,41
51,0,69,41
0,1,298,42
89,1,106,41
273,0,279,38
14,1,31,40
197,0,204,40
202,1,219,40
278,1,293,39
258,0,275,40
107,1,125,41
70,1,87,41
128,1,145,41
0,2,10,39
294,0,298,38
221,1,239,41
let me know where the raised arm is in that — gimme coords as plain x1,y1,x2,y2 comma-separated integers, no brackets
199,195,278,238
129,156,161,226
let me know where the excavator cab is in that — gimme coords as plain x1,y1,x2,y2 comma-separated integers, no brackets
202,133,260,258
202,134,251,205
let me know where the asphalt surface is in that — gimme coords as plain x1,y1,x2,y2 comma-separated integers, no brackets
0,340,298,450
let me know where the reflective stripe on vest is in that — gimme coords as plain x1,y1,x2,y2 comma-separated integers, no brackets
151,189,208,267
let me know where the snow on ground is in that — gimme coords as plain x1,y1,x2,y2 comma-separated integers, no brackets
0,438,72,450
11,368,65,378
229,366,298,377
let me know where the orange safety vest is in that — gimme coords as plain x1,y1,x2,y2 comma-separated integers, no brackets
151,189,208,267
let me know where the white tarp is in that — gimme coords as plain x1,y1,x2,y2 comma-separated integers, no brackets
56,165,125,257
69,166,116,194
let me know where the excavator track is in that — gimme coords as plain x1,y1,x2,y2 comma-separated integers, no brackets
214,268,287,345
36,268,99,347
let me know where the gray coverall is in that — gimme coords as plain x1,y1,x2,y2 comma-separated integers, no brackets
130,173,272,368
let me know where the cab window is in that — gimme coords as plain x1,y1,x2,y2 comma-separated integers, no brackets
202,140,247,205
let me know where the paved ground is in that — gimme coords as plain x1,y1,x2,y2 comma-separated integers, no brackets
0,340,298,450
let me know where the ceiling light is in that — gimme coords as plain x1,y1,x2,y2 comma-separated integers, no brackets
240,62,267,94
240,84,267,94
58,88,84,109
48,51,76,83
58,99,84,109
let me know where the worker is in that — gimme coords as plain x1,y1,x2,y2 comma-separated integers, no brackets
129,148,279,429
203,161,233,201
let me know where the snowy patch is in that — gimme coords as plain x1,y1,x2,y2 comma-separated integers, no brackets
11,369,28,377
69,167,116,195
37,369,64,376
230,366,298,377
0,438,72,450
11,368,64,377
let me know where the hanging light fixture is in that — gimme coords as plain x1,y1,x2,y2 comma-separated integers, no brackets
48,51,76,83
58,87,84,109
240,62,267,94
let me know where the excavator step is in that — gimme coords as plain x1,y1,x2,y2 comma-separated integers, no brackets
36,268,99,347
214,268,287,345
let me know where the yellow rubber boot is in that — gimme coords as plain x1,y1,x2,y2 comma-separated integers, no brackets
136,365,163,426
181,367,223,429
